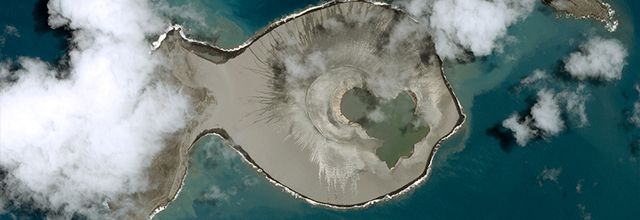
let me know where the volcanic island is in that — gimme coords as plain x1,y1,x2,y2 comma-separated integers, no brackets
132,0,620,218
543,0,618,31
139,1,465,217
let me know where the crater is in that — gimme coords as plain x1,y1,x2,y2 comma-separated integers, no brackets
340,87,429,168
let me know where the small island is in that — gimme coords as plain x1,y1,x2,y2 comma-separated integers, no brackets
141,1,464,217
543,0,618,31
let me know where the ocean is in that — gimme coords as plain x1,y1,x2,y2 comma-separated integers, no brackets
157,0,321,47
1,0,639,219
0,0,68,62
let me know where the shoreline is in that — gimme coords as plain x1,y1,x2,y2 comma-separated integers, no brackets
543,0,618,32
147,0,466,217
151,0,405,57
148,129,233,219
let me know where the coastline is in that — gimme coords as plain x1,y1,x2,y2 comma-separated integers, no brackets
163,79,466,211
543,0,618,32
148,129,233,219
151,0,405,60
147,0,466,218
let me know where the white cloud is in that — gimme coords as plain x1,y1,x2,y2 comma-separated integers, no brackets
558,84,589,127
630,84,640,127
502,113,536,146
397,0,536,59
547,0,574,11
506,67,596,146
242,176,259,186
520,69,549,85
577,204,593,220
398,0,431,17
537,167,562,186
564,36,628,81
3,25,19,37
576,179,584,194
502,89,568,146
152,0,207,30
0,25,20,49
283,51,326,83
632,102,640,127
0,196,5,214
367,107,386,123
531,89,565,136
202,185,236,202
0,0,192,218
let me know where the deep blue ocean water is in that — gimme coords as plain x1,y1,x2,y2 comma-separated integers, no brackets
1,0,639,219
0,0,68,62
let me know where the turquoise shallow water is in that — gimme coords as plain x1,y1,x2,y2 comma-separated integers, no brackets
1,0,639,219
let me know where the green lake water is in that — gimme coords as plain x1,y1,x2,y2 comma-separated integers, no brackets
340,88,429,168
